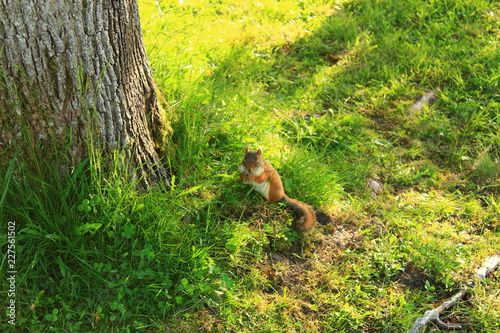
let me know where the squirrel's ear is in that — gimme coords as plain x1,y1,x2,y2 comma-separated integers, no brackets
257,148,262,155
244,147,249,153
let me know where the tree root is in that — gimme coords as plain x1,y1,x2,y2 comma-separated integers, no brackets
410,256,500,333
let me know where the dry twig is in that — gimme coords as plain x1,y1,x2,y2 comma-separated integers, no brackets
410,256,500,333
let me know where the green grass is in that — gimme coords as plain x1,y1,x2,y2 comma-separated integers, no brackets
1,0,500,331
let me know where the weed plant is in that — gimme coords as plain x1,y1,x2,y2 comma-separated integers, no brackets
1,0,499,331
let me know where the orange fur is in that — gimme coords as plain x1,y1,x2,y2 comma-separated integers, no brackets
239,148,315,232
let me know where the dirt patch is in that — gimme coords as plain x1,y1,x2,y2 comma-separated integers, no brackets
397,262,430,291
315,222,365,257
262,222,364,293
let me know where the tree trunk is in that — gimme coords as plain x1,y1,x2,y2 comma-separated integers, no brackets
0,0,170,189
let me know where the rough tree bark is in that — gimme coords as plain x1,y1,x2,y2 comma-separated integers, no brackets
0,0,170,188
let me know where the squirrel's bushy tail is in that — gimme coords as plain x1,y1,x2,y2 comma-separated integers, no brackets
283,196,316,232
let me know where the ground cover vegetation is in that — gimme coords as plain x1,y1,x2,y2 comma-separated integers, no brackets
1,0,499,331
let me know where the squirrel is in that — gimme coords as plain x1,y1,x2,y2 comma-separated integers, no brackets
239,147,316,232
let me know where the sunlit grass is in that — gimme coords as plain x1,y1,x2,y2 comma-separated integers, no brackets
1,0,499,331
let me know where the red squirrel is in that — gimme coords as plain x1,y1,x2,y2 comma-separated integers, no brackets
239,147,316,232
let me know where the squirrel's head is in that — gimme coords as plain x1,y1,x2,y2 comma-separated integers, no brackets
240,147,263,174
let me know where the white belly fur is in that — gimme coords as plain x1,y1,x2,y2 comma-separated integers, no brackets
241,165,269,200
248,179,270,201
